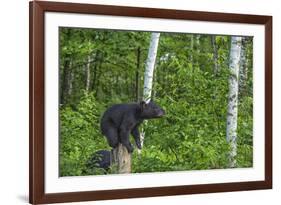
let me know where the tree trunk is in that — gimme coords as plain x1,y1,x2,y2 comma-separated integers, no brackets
135,47,141,102
226,36,242,168
189,34,194,72
94,53,104,99
211,35,219,74
195,34,200,51
195,34,200,69
85,54,92,91
60,57,70,104
143,32,160,101
68,61,73,97
61,59,73,104
239,37,248,95
189,35,194,67
60,29,72,105
140,32,160,153
91,51,100,91
111,144,131,174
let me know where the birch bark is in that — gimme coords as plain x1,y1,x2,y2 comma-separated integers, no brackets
239,37,248,93
135,47,141,101
139,32,160,153
143,32,160,102
85,54,91,91
226,36,242,167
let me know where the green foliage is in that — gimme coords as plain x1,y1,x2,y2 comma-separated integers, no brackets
59,28,253,176
59,92,108,176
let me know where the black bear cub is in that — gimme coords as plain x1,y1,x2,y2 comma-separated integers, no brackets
86,150,111,172
100,100,165,153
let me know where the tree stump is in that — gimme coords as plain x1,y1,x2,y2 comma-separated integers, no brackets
111,144,131,174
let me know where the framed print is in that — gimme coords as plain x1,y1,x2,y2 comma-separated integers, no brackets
29,1,272,204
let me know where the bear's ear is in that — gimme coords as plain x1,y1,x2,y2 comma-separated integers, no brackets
140,101,147,111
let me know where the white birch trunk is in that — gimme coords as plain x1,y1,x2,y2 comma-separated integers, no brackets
143,32,160,102
226,36,242,168
86,55,91,91
239,37,247,92
139,32,160,153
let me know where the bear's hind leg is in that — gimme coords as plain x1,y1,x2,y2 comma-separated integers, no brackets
119,128,134,153
103,127,119,148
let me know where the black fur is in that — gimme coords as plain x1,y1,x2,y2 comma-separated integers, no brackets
100,101,165,153
86,150,111,171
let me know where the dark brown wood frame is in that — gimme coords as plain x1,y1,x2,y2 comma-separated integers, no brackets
29,1,272,204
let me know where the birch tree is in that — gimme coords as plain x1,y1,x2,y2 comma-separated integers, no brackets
143,32,161,101
135,47,141,101
226,36,242,168
139,32,160,152
85,54,92,91
239,37,248,94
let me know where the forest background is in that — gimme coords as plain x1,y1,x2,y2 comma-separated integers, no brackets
58,28,253,176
